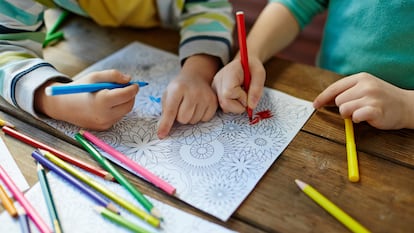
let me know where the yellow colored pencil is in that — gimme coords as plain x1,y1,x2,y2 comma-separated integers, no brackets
0,118,15,128
295,179,370,233
344,118,359,182
40,149,160,228
74,133,162,219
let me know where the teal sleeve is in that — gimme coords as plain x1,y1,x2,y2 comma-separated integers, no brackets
269,0,327,29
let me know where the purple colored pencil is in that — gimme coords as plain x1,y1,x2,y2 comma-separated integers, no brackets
31,150,119,214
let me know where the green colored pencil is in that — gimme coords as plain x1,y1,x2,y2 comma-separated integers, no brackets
74,133,162,219
43,31,64,47
41,150,160,228
37,163,63,233
48,10,69,35
94,206,153,233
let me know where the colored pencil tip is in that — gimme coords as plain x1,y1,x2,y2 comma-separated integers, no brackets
151,207,163,220
93,206,105,213
104,173,115,182
37,163,43,171
106,203,120,215
45,86,53,96
38,148,48,155
295,179,306,190
0,120,15,128
349,175,360,183
137,81,148,87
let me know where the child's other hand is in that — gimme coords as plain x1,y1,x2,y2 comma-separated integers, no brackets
313,72,414,129
212,57,265,114
35,70,139,130
157,55,219,139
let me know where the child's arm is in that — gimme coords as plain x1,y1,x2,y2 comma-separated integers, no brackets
313,73,414,130
213,2,301,114
0,1,73,117
157,0,234,138
157,54,220,139
35,70,139,130
1,2,138,130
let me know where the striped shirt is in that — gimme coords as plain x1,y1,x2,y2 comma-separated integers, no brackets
0,0,234,117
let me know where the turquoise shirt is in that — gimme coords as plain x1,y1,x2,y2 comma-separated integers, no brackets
271,0,414,89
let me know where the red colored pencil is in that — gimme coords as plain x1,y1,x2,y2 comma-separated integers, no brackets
236,11,253,120
1,126,114,181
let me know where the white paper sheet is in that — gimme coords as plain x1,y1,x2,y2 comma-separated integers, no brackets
0,170,237,233
41,42,315,221
0,137,29,194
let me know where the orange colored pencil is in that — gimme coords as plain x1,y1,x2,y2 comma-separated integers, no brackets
0,183,18,217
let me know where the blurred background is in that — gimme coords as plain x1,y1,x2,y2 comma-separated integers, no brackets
230,0,327,66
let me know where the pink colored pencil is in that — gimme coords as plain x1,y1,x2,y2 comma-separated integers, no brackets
0,165,52,233
79,130,176,195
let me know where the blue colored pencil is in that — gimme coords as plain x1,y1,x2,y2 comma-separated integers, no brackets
32,150,119,214
45,81,148,96
17,208,32,233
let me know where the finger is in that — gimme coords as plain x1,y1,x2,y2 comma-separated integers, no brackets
352,105,380,123
313,76,358,109
157,92,182,139
218,87,247,114
201,101,218,122
338,96,377,118
334,84,369,107
98,84,138,107
189,104,204,124
175,96,196,124
87,98,136,130
247,66,265,109
110,98,136,118
86,70,131,84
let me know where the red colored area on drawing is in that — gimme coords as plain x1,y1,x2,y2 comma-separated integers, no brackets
250,109,273,125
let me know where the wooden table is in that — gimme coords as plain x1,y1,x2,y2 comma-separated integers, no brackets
1,11,413,233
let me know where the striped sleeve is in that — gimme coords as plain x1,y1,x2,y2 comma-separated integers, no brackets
0,0,70,117
174,0,234,65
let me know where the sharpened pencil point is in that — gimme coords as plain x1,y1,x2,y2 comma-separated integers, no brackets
106,203,120,215
45,87,53,96
295,179,306,190
151,207,163,220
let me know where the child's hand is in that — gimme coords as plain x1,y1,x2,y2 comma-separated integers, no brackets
313,72,414,129
157,55,220,139
212,57,265,114
35,70,139,130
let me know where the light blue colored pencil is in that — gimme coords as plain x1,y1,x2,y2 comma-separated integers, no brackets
17,208,32,233
45,81,148,96
37,163,63,233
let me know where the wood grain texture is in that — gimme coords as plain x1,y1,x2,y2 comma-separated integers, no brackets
1,10,413,233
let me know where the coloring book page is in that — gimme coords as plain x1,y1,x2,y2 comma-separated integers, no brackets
0,169,237,233
42,42,314,221
0,137,29,193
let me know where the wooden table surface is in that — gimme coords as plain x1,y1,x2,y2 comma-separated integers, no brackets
1,11,413,233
